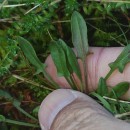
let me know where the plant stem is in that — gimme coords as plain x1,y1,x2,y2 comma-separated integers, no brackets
103,96,130,104
0,3,28,8
14,105,37,121
5,119,39,127
83,57,89,93
47,29,54,41
37,75,56,87
71,74,81,91
24,4,41,15
12,74,54,91
87,22,125,46
115,112,130,119
70,75,80,91
65,77,77,90
104,69,114,80
42,70,60,89
108,17,128,45
0,0,61,8
86,0,130,4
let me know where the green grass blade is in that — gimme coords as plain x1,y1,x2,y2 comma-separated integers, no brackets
0,114,38,127
14,103,37,121
0,90,37,121
108,82,129,98
90,92,113,113
5,119,39,127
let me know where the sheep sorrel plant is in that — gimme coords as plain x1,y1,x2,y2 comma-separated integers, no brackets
18,11,130,122
18,11,89,93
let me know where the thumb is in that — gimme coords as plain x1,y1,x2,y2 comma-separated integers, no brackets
38,89,112,130
38,89,130,130
38,89,76,130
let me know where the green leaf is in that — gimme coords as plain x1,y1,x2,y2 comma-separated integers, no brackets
108,82,129,98
97,77,108,96
105,44,130,80
71,11,89,93
109,45,130,73
0,115,6,122
126,4,130,9
0,90,12,99
17,36,46,75
17,36,59,88
115,3,124,8
90,92,113,113
49,40,70,77
71,11,89,60
49,39,82,90
59,39,82,80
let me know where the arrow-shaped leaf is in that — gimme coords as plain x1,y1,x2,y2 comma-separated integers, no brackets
59,39,82,80
49,40,70,77
71,11,89,93
108,82,129,98
17,36,46,75
71,11,89,60
105,44,130,80
17,36,59,88
97,77,108,96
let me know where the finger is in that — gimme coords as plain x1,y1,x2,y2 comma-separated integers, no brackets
45,55,70,89
38,89,111,130
38,89,130,130
45,47,130,99
90,47,130,99
38,89,76,130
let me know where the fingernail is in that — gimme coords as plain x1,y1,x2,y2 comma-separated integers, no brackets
38,89,77,130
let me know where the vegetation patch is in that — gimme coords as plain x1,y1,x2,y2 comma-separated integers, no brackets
1,0,130,129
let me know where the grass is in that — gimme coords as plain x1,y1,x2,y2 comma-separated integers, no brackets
1,0,130,129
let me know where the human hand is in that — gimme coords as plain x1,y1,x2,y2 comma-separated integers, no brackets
45,47,130,99
38,47,130,130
